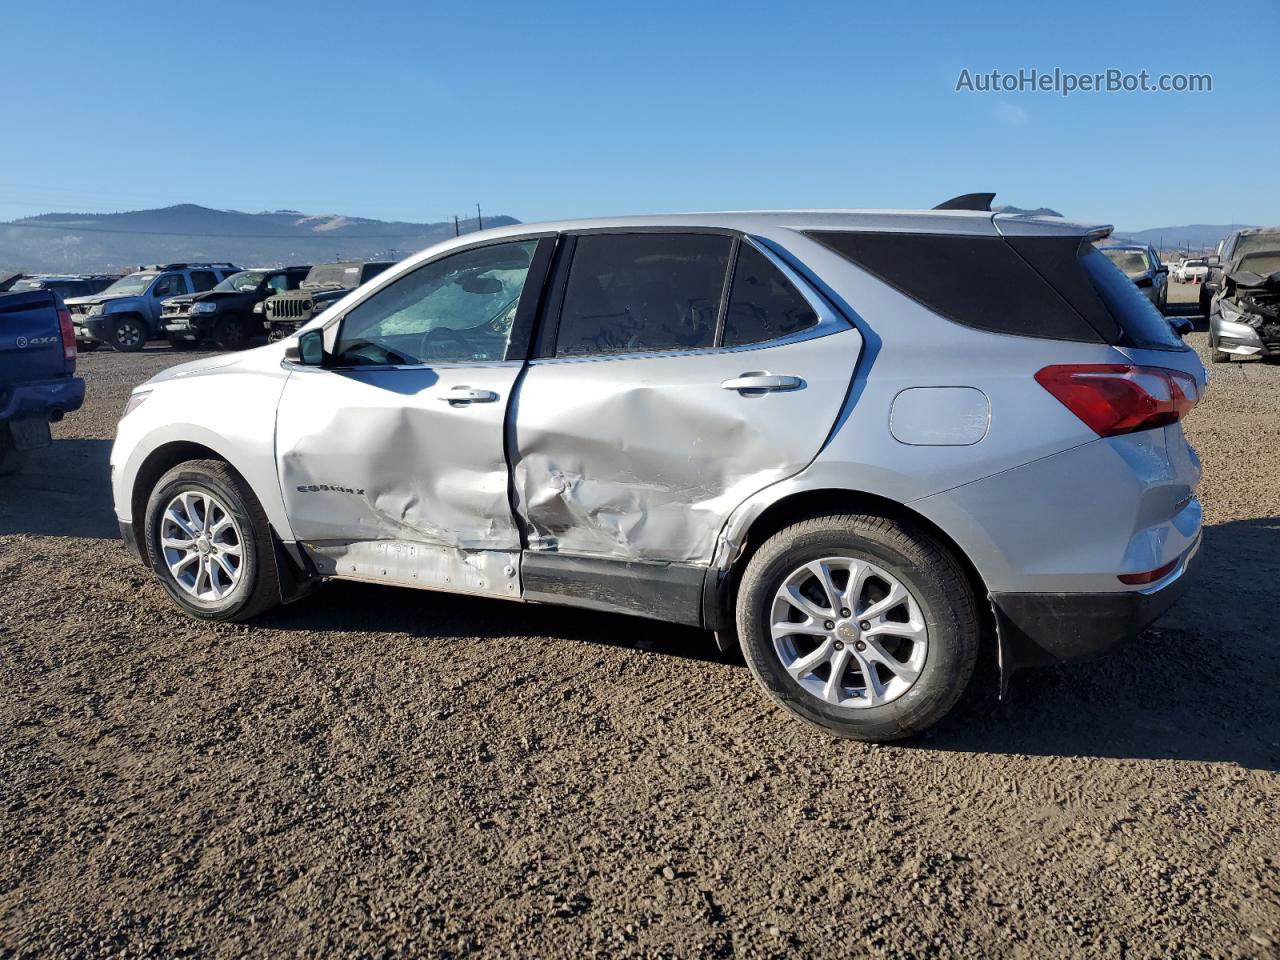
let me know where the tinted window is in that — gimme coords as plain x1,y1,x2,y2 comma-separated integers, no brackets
723,244,818,346
555,233,731,357
809,231,1107,343
1079,245,1185,350
335,241,536,366
151,274,186,298
190,270,217,292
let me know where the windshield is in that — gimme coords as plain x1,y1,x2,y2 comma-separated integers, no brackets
1100,248,1150,277
103,272,157,296
10,278,45,291
213,270,266,293
1186,260,1206,268
303,263,362,290
1237,253,1280,277
1234,232,1280,264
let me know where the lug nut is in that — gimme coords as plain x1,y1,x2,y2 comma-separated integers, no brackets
841,608,851,617
834,640,844,650
824,620,835,630
859,621,870,631
855,641,866,651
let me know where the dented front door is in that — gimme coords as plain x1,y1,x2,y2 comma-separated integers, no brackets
274,239,543,598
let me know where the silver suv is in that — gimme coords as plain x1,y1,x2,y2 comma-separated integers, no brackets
110,209,1205,740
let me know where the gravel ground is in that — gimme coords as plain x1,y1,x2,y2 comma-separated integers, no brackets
2,284,1277,958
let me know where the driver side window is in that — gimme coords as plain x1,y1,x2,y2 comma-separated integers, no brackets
334,241,537,366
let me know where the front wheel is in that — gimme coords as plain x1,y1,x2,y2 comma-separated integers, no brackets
213,317,250,351
143,459,281,621
1209,332,1232,364
108,316,147,352
736,513,979,742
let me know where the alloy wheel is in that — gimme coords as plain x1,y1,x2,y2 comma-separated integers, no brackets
159,490,245,601
770,556,928,709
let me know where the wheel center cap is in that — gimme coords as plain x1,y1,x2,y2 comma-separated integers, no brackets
196,535,212,554
835,621,859,641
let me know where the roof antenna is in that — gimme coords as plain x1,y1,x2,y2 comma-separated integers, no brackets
933,192,996,212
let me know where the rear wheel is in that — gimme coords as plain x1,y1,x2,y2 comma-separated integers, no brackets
108,316,146,352
736,513,979,741
143,459,280,621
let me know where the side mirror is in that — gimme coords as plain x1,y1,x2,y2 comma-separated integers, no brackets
1156,264,1169,275
284,328,326,366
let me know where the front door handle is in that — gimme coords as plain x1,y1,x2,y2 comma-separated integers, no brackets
721,373,804,394
439,386,499,404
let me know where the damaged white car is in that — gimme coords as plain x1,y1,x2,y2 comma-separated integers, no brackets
112,202,1205,741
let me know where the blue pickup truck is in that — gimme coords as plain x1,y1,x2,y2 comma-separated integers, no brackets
0,289,85,474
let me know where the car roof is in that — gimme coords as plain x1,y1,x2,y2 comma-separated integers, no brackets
451,209,1111,241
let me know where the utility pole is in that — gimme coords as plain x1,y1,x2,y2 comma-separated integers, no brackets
476,203,483,231
453,216,460,237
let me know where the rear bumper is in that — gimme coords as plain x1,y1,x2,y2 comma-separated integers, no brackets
991,535,1200,671
1,375,86,422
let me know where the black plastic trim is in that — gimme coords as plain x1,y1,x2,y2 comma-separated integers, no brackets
521,552,706,626
991,546,1198,673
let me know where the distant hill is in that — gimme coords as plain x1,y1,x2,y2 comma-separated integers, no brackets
0,204,520,273
994,204,1065,218
1110,223,1260,252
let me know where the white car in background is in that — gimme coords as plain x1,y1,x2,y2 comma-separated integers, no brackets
1180,259,1209,283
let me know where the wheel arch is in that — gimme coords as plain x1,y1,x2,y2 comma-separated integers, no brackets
129,440,230,550
706,487,992,643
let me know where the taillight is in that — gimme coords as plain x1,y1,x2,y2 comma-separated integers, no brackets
57,307,77,369
1035,364,1199,437
1118,557,1179,586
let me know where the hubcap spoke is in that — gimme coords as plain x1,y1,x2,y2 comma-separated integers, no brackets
159,488,244,602
770,554,928,711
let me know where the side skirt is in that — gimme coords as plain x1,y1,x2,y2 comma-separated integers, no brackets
299,539,521,600
521,553,706,627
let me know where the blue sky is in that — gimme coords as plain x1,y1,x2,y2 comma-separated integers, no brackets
3,0,1276,230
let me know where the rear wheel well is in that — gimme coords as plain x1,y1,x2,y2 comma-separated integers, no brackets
130,441,226,548
714,489,992,644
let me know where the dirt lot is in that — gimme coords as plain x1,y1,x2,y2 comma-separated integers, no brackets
2,283,1277,958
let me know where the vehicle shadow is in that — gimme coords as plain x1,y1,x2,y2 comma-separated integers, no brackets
0,438,118,538
922,516,1280,771
258,580,726,665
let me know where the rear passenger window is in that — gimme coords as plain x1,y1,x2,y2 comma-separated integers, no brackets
555,234,731,357
723,245,818,346
190,270,217,292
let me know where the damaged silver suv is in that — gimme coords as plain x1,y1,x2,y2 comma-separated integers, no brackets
111,203,1205,741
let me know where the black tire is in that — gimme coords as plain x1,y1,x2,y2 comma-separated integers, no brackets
0,424,25,476
736,513,980,742
77,340,100,353
108,316,147,353
143,459,280,622
213,317,250,351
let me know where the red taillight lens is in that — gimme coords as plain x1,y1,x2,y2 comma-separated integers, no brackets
1035,364,1200,437
57,307,77,368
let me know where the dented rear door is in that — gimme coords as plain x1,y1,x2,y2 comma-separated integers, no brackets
511,234,862,565
274,239,548,598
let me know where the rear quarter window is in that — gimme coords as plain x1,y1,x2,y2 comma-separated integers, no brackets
807,231,1107,342
1078,245,1185,350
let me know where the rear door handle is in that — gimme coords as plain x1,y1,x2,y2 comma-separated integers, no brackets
439,386,499,404
721,373,804,393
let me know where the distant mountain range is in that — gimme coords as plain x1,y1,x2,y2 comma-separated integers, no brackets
0,204,519,273
1,202,1266,273
1109,223,1260,252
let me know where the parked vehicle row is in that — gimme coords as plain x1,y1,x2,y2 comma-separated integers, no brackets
7,273,120,300
65,263,241,352
163,266,311,350
110,203,1206,742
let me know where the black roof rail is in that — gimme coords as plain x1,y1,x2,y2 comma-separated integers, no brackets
933,192,996,212
139,261,241,271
